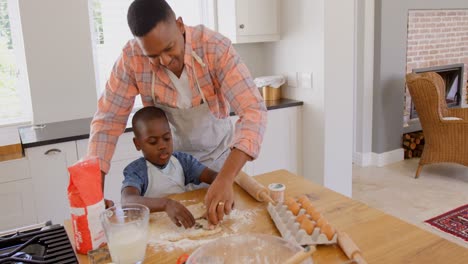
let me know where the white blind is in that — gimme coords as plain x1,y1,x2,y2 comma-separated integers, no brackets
0,0,31,126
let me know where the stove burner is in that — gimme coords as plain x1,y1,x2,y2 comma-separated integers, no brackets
0,223,77,264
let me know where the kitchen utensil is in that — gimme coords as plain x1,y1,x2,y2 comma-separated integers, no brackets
284,245,316,264
269,183,286,203
100,203,150,264
88,247,112,264
186,233,313,264
337,232,367,264
235,171,275,203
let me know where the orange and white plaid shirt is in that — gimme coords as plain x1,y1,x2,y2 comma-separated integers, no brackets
88,25,267,173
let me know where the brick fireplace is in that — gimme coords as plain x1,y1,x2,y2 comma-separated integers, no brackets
404,9,468,130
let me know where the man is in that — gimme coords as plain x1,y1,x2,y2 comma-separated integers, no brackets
87,0,267,225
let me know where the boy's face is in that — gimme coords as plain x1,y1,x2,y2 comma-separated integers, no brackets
133,118,173,166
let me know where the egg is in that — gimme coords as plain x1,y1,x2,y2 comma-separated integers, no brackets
296,214,310,224
300,199,313,210
297,195,310,205
304,204,314,213
307,207,322,221
288,202,301,215
300,218,316,235
284,197,296,207
321,223,336,240
316,217,328,228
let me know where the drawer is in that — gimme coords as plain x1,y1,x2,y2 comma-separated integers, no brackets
0,158,30,184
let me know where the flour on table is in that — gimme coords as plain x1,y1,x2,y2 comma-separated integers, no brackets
149,203,222,242
148,202,260,252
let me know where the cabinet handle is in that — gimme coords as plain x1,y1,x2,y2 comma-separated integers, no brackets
239,24,245,29
44,148,62,155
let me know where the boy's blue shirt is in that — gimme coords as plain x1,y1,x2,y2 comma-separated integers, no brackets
122,151,207,196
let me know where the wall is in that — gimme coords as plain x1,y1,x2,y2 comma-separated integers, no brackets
263,0,325,185
18,0,98,124
233,43,267,78
373,0,468,154
263,0,355,196
354,0,374,157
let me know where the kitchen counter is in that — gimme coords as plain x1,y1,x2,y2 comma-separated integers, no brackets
19,98,303,148
65,170,468,264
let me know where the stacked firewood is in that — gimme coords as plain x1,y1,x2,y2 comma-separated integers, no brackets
403,131,425,159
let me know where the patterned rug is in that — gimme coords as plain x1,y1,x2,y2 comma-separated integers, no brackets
425,204,468,242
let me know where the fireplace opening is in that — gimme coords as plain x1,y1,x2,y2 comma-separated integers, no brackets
410,63,464,119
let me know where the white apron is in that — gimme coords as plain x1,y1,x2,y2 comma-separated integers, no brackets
143,156,186,198
151,52,233,172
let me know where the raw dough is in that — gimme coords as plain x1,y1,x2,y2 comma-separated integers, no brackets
149,203,222,242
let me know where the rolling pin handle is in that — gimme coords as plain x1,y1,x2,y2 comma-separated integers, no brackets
353,254,367,264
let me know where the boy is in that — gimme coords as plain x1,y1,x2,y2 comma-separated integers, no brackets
121,106,218,229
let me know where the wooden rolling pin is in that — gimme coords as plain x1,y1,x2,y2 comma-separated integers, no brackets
234,171,275,203
337,232,367,264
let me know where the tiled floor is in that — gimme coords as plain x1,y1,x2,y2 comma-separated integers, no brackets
352,158,468,248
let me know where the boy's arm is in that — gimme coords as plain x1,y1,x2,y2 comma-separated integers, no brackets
199,167,218,184
121,186,195,228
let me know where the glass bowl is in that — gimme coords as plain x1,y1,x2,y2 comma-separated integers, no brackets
186,233,313,264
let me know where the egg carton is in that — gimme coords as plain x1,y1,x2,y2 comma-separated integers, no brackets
267,202,337,246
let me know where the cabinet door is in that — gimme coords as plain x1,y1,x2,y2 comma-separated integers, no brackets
0,179,36,230
252,107,301,176
26,142,78,225
217,0,279,43
236,0,279,37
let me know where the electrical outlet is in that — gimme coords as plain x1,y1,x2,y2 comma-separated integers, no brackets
297,72,313,89
285,72,297,88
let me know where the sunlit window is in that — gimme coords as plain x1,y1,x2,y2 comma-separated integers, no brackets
0,0,31,126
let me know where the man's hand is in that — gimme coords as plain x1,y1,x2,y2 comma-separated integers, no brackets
204,177,235,225
164,199,196,229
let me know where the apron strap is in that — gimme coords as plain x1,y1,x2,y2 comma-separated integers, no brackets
151,72,157,105
191,53,207,103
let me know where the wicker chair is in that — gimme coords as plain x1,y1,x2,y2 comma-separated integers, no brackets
405,72,468,178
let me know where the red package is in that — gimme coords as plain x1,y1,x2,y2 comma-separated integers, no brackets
67,157,106,254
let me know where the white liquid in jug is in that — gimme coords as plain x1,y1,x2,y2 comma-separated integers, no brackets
107,226,147,264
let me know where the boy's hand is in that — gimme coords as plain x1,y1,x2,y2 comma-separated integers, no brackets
165,199,196,229
104,199,114,209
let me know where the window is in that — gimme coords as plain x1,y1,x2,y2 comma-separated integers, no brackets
89,0,212,109
0,0,31,126
89,0,143,107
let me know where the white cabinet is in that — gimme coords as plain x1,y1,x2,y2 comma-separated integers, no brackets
0,179,36,230
0,158,36,230
26,142,78,226
230,106,301,176
76,132,141,204
217,0,280,43
255,106,302,175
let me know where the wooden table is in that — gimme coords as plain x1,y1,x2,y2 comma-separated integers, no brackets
65,170,468,263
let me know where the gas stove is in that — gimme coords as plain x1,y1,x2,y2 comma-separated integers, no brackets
0,221,78,264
